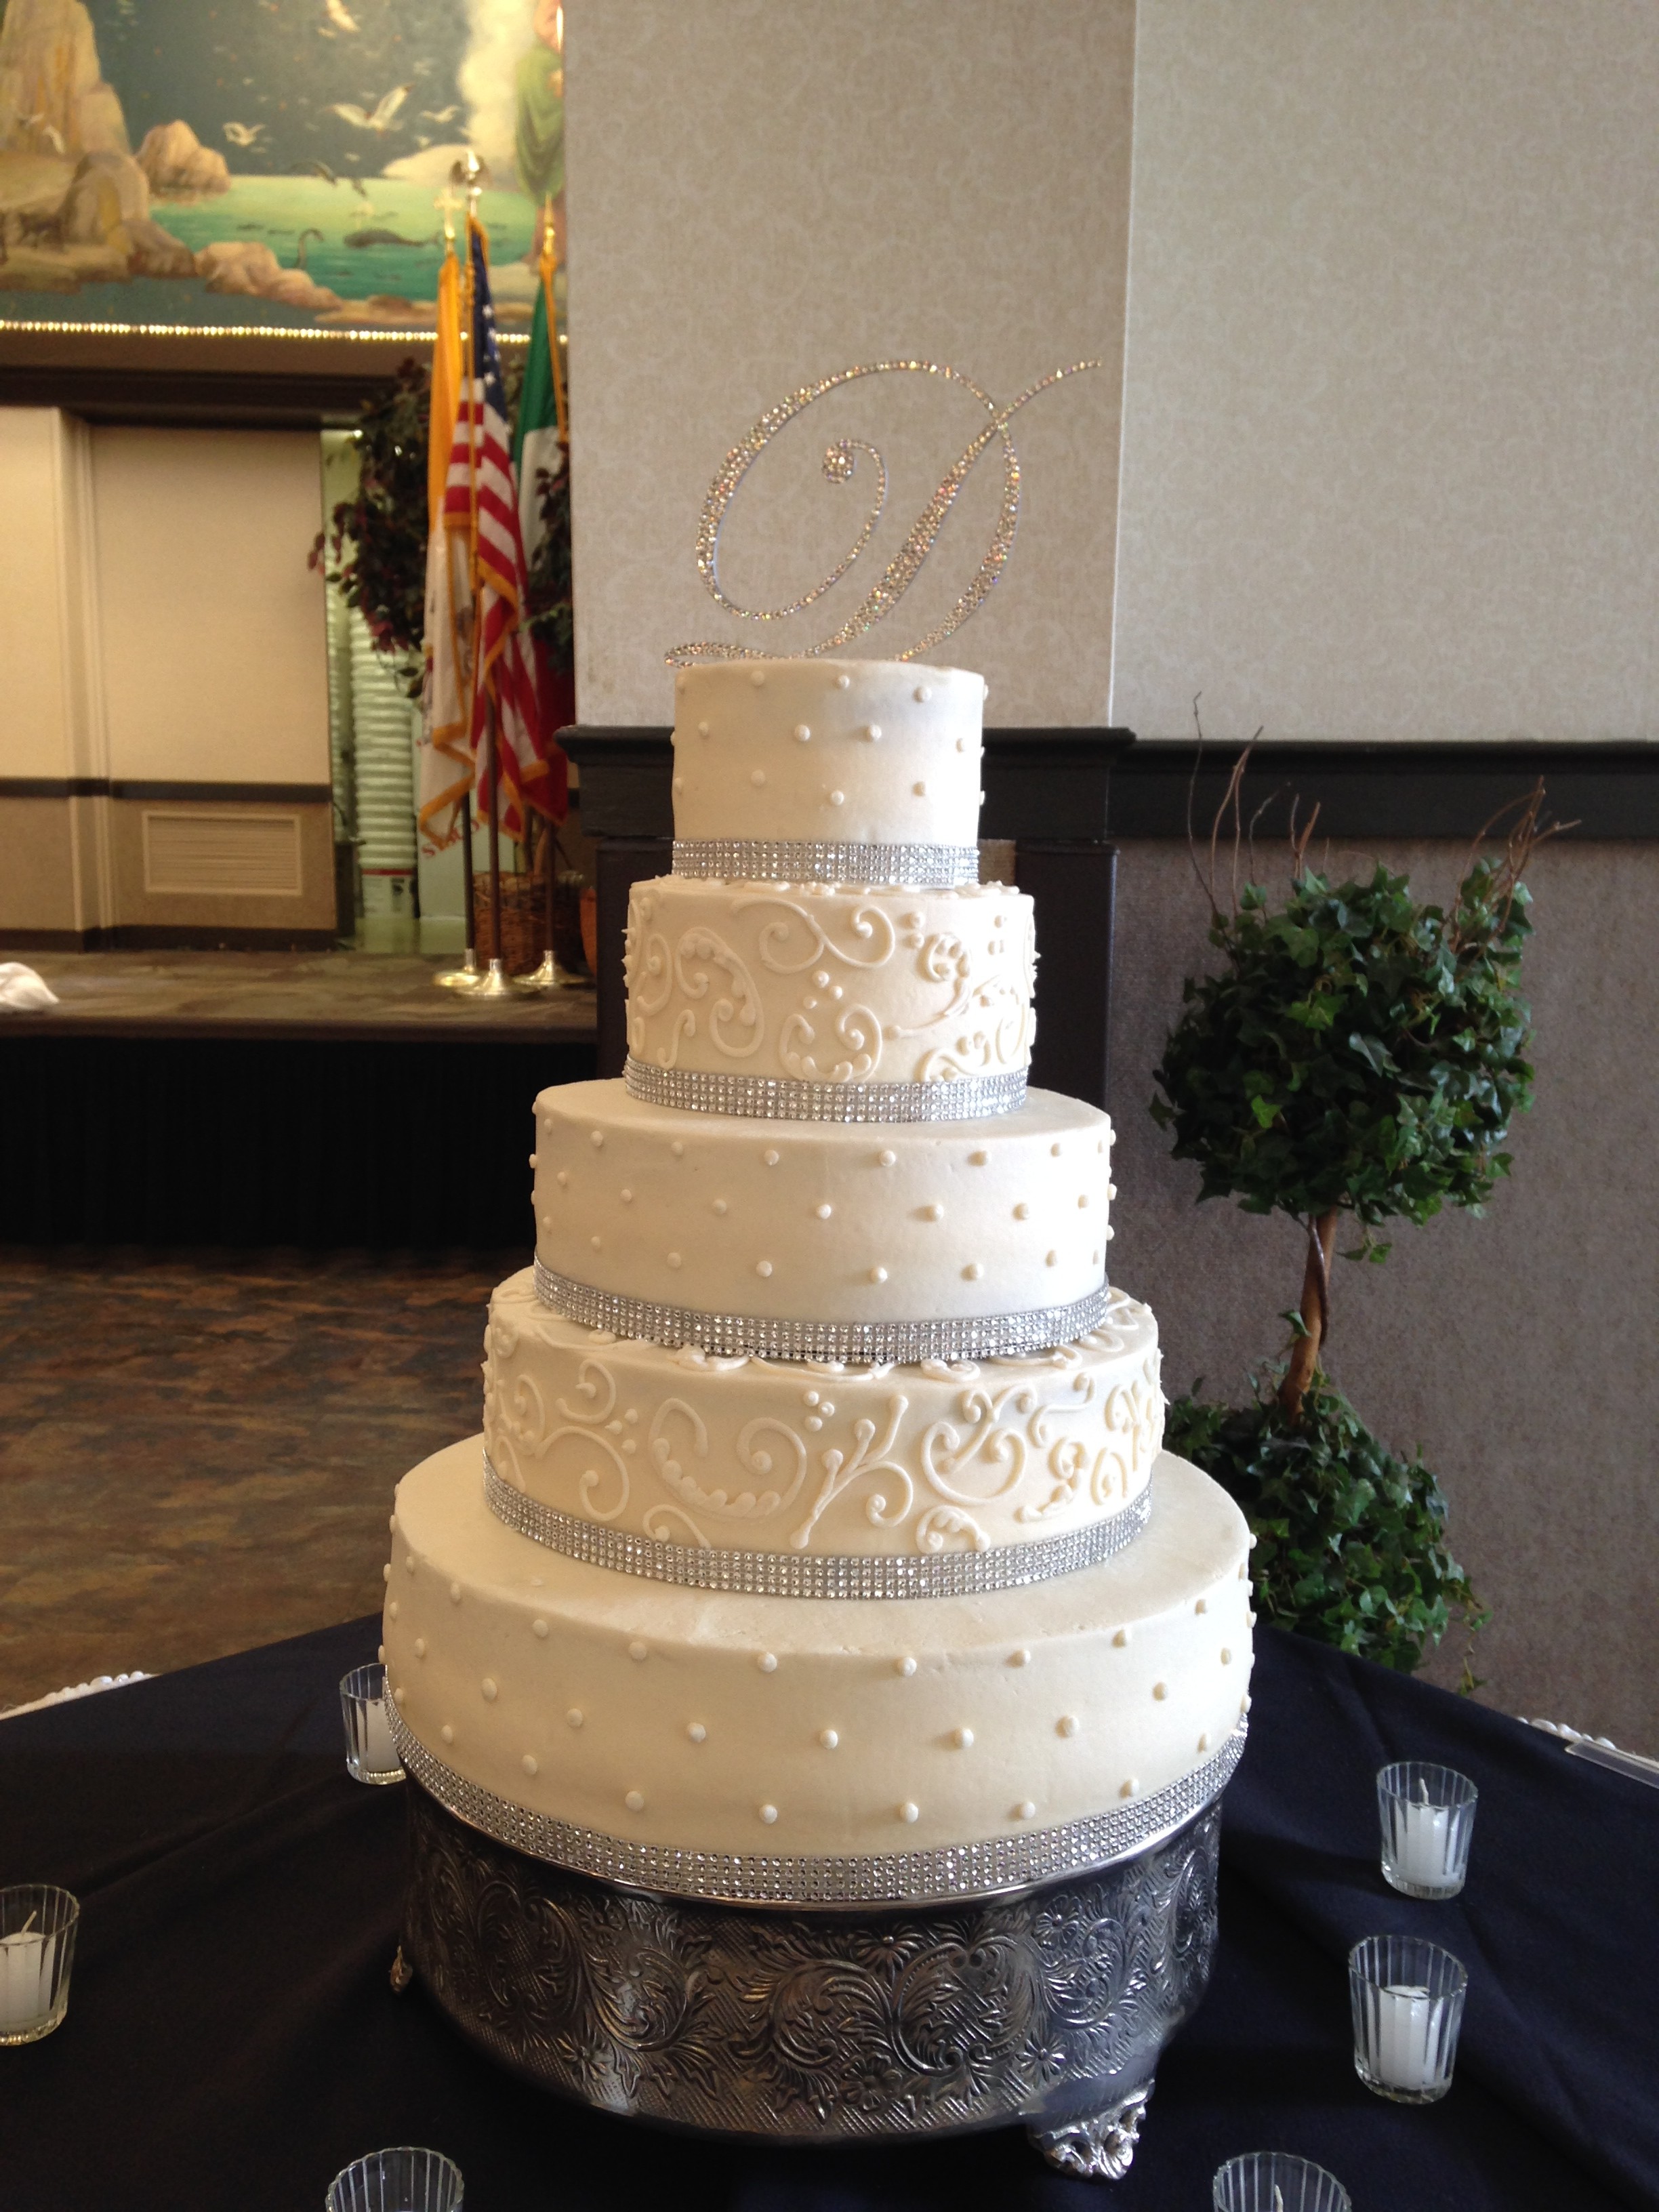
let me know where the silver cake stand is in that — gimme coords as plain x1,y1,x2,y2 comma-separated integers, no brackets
397,1745,1238,2182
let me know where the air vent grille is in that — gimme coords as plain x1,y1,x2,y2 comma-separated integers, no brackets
142,811,302,896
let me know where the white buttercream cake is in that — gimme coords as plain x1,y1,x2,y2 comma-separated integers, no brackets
381,657,1253,1887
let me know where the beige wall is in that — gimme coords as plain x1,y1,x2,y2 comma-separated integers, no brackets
91,428,331,786
1111,0,1659,742
0,415,334,939
1109,840,1659,1746
565,0,1134,726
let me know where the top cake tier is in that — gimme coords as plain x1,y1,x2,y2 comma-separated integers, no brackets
671,659,985,863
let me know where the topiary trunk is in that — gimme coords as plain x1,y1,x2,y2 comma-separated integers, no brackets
1279,1208,1339,1422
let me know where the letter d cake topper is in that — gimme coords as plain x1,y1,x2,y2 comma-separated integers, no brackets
667,358,1099,667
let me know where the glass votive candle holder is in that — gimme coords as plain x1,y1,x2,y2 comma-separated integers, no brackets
340,1664,405,1786
325,2147,463,2212
1213,2151,1351,2211
1377,1761,1477,1898
0,1885,80,2045
1349,1933,1469,2104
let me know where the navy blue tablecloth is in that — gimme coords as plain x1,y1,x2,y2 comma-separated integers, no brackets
1,1619,1652,2211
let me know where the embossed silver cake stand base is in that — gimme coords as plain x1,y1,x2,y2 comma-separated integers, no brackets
401,1780,1225,2180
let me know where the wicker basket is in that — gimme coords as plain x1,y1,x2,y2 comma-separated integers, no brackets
470,874,545,976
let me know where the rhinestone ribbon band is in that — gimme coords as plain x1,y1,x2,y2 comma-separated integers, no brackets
386,1705,1246,1908
623,1057,1026,1125
533,1257,1114,1361
483,1451,1151,1600
673,839,981,887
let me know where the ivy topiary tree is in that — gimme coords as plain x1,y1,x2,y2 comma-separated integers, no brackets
1150,769,1554,1673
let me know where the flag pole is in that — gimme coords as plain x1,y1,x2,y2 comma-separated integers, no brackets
517,192,579,995
433,190,480,991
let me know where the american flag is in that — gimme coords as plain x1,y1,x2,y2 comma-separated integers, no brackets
443,225,557,837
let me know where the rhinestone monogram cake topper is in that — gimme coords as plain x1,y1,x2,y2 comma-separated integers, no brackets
666,358,1100,666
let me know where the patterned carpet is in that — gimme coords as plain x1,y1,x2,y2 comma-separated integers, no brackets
0,1249,513,1711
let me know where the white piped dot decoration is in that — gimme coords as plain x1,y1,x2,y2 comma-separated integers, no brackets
687,1721,707,1743
386,1599,398,1618
869,1265,888,1284
628,1639,649,1662
758,1803,779,1825
952,1727,974,1750
829,789,845,805
590,1130,605,1149
962,1262,983,1281
1112,1627,1130,1647
750,770,766,787
878,1149,897,1167
533,1618,548,1639
620,1187,634,1204
671,1141,684,1158
412,1637,425,1657
750,670,766,687
1013,1202,1030,1220
756,1259,774,1277
480,1678,497,1702
441,1724,455,1744
914,684,930,701
762,1148,780,1166
697,719,710,735
794,724,811,742
667,1252,682,1269
382,1564,392,1584
815,1202,832,1220
1153,1682,1168,1700
896,1655,917,1677
899,1801,920,1824
864,722,881,741
1120,1778,1137,1799
757,1652,778,1673
567,1708,583,1729
819,1728,839,1750
912,781,926,796
392,1686,405,1706
1221,1647,1233,1664
449,1582,462,1604
835,673,851,690
523,1754,538,1776
625,1790,646,1812
1057,1714,1080,1738
1009,1648,1030,1668
1016,1800,1037,1821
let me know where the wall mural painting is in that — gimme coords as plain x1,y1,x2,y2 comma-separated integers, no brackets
0,0,563,333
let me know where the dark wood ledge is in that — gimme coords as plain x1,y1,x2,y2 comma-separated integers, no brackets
561,729,1659,842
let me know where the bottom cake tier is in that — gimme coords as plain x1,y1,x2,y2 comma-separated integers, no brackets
382,1439,1254,1885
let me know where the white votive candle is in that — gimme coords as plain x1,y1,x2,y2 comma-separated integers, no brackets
361,1694,398,1774
1395,1799,1453,1889
1374,1982,1441,2093
1351,1933,1467,2104
0,1928,54,2036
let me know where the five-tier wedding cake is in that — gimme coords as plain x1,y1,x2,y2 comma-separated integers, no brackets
382,658,1252,1906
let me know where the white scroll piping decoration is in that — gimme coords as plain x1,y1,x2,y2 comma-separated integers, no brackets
483,1450,1149,1600
623,1056,1026,1125
671,840,981,888
386,1700,1246,1908
532,1257,1114,1363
